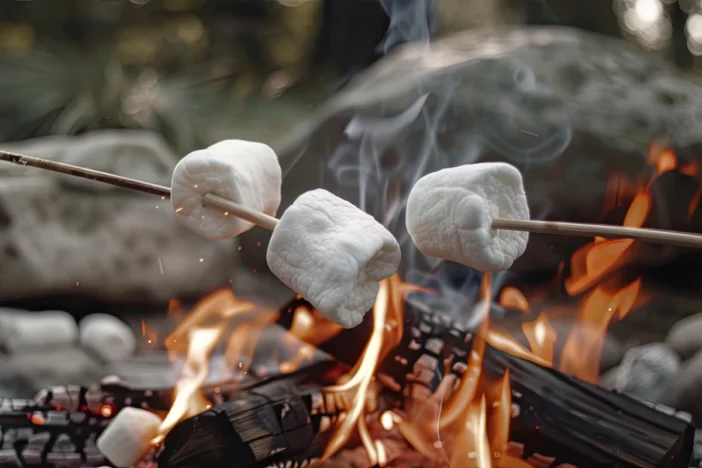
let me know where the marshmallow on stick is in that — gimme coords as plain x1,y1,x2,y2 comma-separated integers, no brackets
171,139,282,240
267,189,401,328
406,162,529,272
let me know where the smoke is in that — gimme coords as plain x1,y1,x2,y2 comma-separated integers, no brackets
319,3,573,323
377,0,437,54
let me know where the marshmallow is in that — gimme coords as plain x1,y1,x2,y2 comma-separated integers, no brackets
79,314,137,362
171,139,282,240
267,189,401,328
97,407,162,467
406,162,529,272
0,310,78,353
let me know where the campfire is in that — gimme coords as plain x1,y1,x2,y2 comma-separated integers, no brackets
0,143,696,468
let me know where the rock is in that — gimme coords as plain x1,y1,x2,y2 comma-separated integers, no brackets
241,26,702,280
0,310,78,353
666,313,702,360
694,430,702,466
598,343,679,403
0,347,104,397
79,314,137,363
0,130,240,303
664,349,702,424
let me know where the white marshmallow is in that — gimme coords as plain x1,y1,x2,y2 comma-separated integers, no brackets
97,407,162,467
406,162,529,272
79,314,137,362
171,139,282,240
0,310,78,353
267,189,401,329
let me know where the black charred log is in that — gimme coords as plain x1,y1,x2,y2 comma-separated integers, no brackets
158,298,694,468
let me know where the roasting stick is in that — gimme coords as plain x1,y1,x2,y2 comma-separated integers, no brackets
1,149,702,248
491,218,702,249
0,150,279,231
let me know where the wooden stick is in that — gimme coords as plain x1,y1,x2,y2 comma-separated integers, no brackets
0,150,279,232
2,149,702,248
491,218,702,249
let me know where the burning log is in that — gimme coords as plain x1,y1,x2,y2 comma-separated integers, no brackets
0,363,335,468
159,382,330,468
157,297,695,468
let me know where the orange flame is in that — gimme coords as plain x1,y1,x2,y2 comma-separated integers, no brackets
146,143,701,466
141,320,158,347
498,287,529,313
153,325,224,444
522,314,557,364
289,305,343,346
320,274,417,462
560,279,641,383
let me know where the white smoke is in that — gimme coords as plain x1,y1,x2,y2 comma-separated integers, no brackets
377,0,436,54
320,2,572,324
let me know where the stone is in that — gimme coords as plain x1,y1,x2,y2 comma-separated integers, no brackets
598,343,679,404
666,312,702,360
0,347,104,398
0,130,240,303
239,26,702,283
79,314,137,363
663,349,702,425
694,430,702,466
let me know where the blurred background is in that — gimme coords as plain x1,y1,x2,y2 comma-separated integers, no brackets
1,0,700,151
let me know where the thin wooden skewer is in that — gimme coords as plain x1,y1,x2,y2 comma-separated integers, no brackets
2,149,702,248
0,150,279,231
491,218,702,249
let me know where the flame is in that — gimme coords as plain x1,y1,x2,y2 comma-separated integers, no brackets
498,287,529,313
320,274,415,462
560,280,641,383
440,277,489,429
153,325,224,444
164,289,258,354
143,143,701,466
289,305,343,346
521,314,557,363
141,320,158,347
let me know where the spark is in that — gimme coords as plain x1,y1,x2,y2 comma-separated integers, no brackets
520,130,540,137
157,256,164,275
175,207,184,213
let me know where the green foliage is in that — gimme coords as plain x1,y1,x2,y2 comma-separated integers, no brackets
0,0,325,155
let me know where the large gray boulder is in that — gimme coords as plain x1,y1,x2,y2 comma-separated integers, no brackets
0,130,241,302
240,26,702,283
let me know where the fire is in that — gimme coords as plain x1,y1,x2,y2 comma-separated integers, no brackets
141,144,698,466
151,289,281,446
321,274,421,464
153,325,224,444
